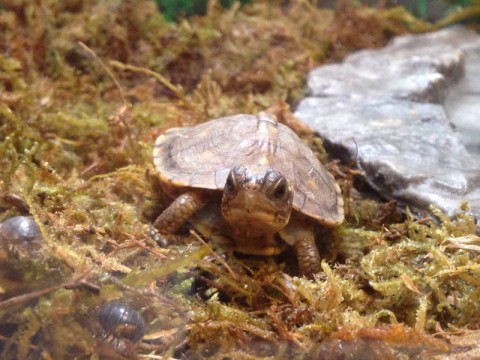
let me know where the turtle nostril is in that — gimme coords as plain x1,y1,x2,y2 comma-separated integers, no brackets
245,182,261,191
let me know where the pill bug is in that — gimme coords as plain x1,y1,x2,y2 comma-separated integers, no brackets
0,216,43,254
98,302,146,342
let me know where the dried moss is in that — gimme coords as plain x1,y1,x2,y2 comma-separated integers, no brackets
0,0,479,358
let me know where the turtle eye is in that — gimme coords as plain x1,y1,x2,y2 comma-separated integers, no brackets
273,178,289,200
225,173,236,194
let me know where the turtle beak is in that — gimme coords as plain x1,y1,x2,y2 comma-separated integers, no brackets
237,189,264,214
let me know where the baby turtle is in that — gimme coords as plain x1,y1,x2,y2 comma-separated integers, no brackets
152,113,344,276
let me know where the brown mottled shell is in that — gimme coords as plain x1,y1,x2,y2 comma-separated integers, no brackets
153,113,344,226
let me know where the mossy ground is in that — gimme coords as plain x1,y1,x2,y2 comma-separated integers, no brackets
0,1,479,359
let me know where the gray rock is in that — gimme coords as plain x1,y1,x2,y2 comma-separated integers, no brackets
445,40,480,154
295,26,480,218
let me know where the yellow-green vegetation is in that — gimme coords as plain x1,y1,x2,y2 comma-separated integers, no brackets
0,0,479,358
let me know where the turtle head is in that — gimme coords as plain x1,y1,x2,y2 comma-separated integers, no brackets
221,165,293,236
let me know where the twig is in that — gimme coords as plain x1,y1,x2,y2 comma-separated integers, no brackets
78,42,138,158
107,239,168,260
78,41,126,105
110,60,192,109
189,229,236,279
0,269,93,311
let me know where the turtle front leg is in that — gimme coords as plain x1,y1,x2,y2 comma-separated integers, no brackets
280,218,321,278
151,191,207,246
294,232,321,278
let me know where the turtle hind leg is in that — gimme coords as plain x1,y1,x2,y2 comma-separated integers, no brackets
151,190,207,246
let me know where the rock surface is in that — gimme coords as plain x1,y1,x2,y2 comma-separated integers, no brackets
295,26,480,219
432,330,480,360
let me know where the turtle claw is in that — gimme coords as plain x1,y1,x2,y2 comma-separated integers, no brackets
149,226,169,247
149,226,184,247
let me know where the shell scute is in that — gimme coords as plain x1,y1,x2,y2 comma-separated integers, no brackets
153,113,344,224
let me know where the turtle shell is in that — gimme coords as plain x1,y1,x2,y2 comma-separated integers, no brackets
153,113,344,226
